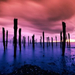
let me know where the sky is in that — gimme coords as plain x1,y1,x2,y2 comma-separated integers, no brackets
0,0,75,42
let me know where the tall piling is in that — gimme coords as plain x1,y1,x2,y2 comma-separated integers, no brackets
55,36,57,46
68,33,70,48
62,22,66,56
43,32,44,49
23,36,25,48
40,36,42,46
32,35,35,48
28,36,29,46
51,37,53,48
2,28,5,50
6,30,8,48
60,32,62,48
14,19,18,57
19,28,21,51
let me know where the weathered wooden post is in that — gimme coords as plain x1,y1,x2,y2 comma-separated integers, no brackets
32,35,35,48
28,36,29,46
47,37,49,47
30,39,31,44
66,35,68,48
62,22,66,56
2,27,5,50
23,36,25,48
51,37,53,48
55,36,57,46
6,30,8,49
19,28,21,51
14,19,18,57
47,37,48,47
68,33,70,48
43,32,44,49
40,36,42,46
60,32,62,48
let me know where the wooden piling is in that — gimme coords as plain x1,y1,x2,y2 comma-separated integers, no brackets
68,33,70,48
51,37,53,48
62,22,66,56
55,36,57,46
2,27,5,50
14,19,18,57
43,32,44,49
19,28,21,51
6,30,8,48
60,32,62,48
32,35,35,48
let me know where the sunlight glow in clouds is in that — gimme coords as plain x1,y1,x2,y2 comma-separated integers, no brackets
0,0,75,42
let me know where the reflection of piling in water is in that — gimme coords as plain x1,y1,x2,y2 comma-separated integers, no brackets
19,28,21,51
2,27,5,50
40,36,42,46
14,19,18,57
62,22,66,56
55,36,57,46
51,37,53,48
6,30,8,48
60,32,62,48
23,36,25,48
68,33,70,48
43,32,44,49
32,35,35,48
28,36,29,46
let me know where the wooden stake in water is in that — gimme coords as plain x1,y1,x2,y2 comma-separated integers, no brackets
60,32,62,48
32,35,35,48
43,32,44,49
68,33,70,48
51,37,53,48
2,27,5,50
19,28,21,51
40,36,42,46
28,36,29,46
14,19,18,57
55,36,57,46
6,30,8,49
62,22,66,56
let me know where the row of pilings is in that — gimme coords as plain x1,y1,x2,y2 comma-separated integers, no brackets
2,19,71,57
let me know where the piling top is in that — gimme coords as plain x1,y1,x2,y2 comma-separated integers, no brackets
62,22,66,27
14,18,18,29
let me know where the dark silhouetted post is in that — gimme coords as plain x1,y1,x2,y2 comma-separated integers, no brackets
23,36,25,48
66,35,68,48
32,35,35,48
43,32,44,49
60,32,62,48
51,37,53,48
28,36,29,46
19,28,21,51
2,28,5,50
6,30,8,49
62,22,66,56
47,37,49,47
30,39,31,44
68,33,70,48
40,36,42,46
55,36,57,46
14,19,18,57
47,37,48,47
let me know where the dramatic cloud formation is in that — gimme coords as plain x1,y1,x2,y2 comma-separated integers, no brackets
0,0,75,41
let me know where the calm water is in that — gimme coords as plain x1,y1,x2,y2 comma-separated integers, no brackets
0,42,75,74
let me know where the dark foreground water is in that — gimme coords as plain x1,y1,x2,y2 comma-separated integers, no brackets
0,42,75,74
